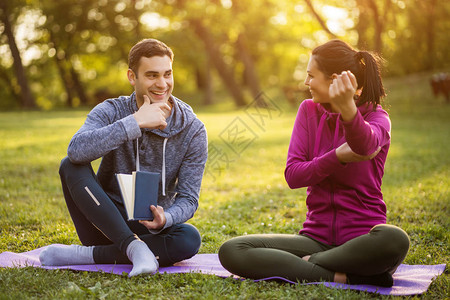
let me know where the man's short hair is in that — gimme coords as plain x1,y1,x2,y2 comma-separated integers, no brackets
128,39,174,74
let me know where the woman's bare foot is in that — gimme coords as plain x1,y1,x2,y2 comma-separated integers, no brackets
334,272,347,284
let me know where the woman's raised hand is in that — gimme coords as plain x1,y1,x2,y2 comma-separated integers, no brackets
329,71,358,121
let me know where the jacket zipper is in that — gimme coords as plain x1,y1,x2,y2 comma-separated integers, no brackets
330,116,338,245
330,180,337,245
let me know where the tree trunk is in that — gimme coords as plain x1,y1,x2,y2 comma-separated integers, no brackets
70,65,89,105
236,33,261,100
50,30,89,106
190,19,247,107
355,0,370,49
0,2,36,108
367,0,391,54
203,57,214,105
367,0,381,53
54,56,74,107
50,32,74,107
230,0,262,103
195,58,213,105
0,67,21,103
425,0,437,70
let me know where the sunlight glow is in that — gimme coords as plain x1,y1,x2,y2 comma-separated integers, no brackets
0,45,13,68
395,0,406,9
221,0,232,9
88,8,104,21
114,2,127,13
13,9,46,66
270,12,288,26
322,5,353,35
140,12,170,30
294,4,305,13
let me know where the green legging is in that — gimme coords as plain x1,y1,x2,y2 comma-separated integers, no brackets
218,224,409,282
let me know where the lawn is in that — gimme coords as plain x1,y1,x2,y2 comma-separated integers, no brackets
0,72,448,299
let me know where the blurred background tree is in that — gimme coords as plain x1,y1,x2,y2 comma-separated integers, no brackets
0,0,449,110
0,0,36,108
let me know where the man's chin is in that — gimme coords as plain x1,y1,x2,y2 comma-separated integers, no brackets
149,95,171,104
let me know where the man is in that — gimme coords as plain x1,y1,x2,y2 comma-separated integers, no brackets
40,39,208,277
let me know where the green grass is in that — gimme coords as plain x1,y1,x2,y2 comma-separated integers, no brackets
0,73,449,299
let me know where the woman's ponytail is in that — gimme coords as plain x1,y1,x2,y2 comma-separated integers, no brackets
357,51,386,108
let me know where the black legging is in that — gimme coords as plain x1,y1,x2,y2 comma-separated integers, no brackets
218,224,409,282
59,157,201,267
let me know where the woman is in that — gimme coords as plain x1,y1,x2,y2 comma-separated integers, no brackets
218,40,409,287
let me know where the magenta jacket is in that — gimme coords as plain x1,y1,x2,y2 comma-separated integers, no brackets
285,99,391,246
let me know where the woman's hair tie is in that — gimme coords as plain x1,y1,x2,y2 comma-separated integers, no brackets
356,51,366,68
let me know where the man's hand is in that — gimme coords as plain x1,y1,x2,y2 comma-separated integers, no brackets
133,95,171,130
336,142,381,164
139,205,166,231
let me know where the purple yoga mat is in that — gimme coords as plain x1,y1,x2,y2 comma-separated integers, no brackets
0,245,445,296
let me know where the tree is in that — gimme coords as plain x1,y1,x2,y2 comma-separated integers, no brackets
231,0,264,101
165,0,249,107
366,0,392,54
304,0,337,38
41,1,91,106
148,0,289,107
0,65,21,105
190,18,247,107
236,33,261,100
0,1,36,108
2,0,450,111
422,0,438,70
195,55,214,105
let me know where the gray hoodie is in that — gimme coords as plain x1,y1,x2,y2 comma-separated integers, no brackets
67,92,208,231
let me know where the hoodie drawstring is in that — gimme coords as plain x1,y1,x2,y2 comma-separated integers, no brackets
136,139,140,171
161,138,168,196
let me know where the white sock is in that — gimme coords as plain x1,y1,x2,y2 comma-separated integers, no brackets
39,244,95,266
126,239,159,277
